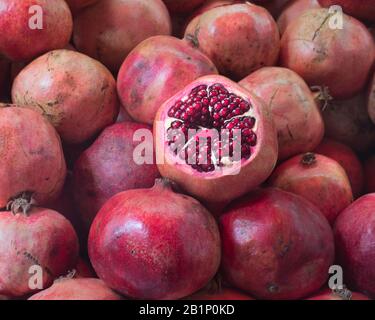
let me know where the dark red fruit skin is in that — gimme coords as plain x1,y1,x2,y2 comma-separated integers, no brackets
334,194,375,298
88,180,221,300
65,0,99,14
220,188,334,300
368,72,375,125
364,156,375,193
73,122,160,233
187,287,254,300
318,0,375,22
306,288,370,300
28,278,122,300
163,0,206,13
0,208,79,297
315,139,364,198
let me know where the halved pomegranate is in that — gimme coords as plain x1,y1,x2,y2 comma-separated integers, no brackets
154,75,278,205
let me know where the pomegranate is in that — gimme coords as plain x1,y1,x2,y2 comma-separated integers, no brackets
154,75,278,205
239,67,324,160
65,0,99,14
11,50,119,145
88,179,221,300
322,93,375,153
277,0,322,34
0,0,73,62
187,287,254,300
163,0,206,13
28,278,122,300
280,8,375,99
73,0,172,73
220,188,334,300
334,194,375,298
117,35,218,125
184,2,280,80
307,288,370,300
0,200,79,297
364,156,375,193
269,153,353,224
315,139,364,198
368,72,375,125
73,122,160,233
0,106,66,208
318,0,375,22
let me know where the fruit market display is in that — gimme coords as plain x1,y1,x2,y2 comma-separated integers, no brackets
0,0,374,301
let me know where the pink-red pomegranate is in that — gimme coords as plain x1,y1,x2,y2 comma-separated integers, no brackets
0,0,73,62
318,0,375,22
277,0,321,34
154,75,278,205
11,50,119,145
117,36,218,125
0,202,79,297
163,0,206,13
239,67,324,160
364,156,375,194
315,139,364,198
307,288,370,300
89,179,221,300
220,188,334,300
280,8,375,99
334,194,375,298
187,287,254,300
368,72,375,125
28,278,122,300
322,93,375,153
65,0,99,14
73,122,160,233
269,153,353,224
184,2,280,80
73,0,172,73
0,106,66,208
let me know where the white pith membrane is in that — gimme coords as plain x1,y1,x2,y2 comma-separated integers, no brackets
164,83,258,173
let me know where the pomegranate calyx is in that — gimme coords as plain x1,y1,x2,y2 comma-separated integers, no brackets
311,85,333,111
301,153,317,166
332,286,353,300
6,192,33,216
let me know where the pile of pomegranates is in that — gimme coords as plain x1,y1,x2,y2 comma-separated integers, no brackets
0,0,374,302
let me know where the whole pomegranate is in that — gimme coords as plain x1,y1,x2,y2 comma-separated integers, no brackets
73,122,160,233
65,0,99,14
154,75,278,205
184,2,280,80
0,200,79,297
163,0,206,13
28,278,122,300
73,0,172,73
89,179,221,300
364,156,375,193
188,287,254,300
269,153,353,224
220,188,334,300
117,36,218,125
0,106,66,208
334,194,375,298
315,139,364,198
307,288,370,300
12,50,119,145
239,67,324,160
318,0,375,22
0,0,73,62
277,0,321,34
322,93,375,153
280,8,375,99
368,72,375,125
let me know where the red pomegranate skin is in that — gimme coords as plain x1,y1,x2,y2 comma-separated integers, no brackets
163,0,206,13
220,188,335,300
184,2,280,80
0,106,66,208
12,50,119,145
74,258,95,279
322,92,375,153
269,153,353,224
280,8,375,99
315,139,364,198
65,0,99,14
73,122,160,233
89,180,221,300
0,208,79,297
307,288,370,300
187,287,254,300
0,0,73,62
277,0,321,34
117,36,218,125
239,67,324,160
368,72,375,125
364,156,375,193
318,0,375,22
334,194,375,298
154,75,278,205
28,278,122,300
73,0,172,73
